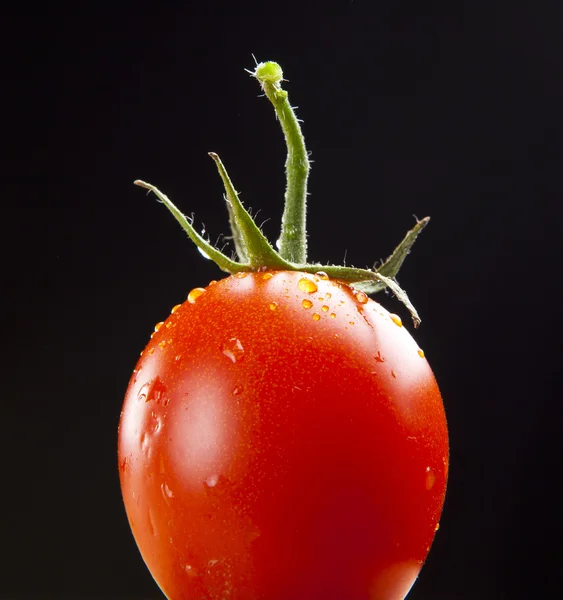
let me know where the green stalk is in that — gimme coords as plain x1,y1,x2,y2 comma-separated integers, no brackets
252,62,310,264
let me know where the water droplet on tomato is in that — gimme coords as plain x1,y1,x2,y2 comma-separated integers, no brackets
425,466,436,490
418,348,425,358
298,277,318,293
232,384,244,395
312,313,321,321
171,304,182,314
391,370,397,378
326,292,332,299
187,287,206,303
175,354,182,362
374,351,385,363
262,272,273,281
354,290,368,304
140,432,149,453
302,298,313,309
269,301,278,310
147,348,155,355
315,271,329,280
222,338,244,363
390,313,403,327
161,482,174,501
152,415,161,433
154,321,164,332
137,382,150,402
148,509,157,537
330,313,336,319
321,305,329,312
159,340,166,349
235,272,248,279
435,522,440,532
205,474,219,488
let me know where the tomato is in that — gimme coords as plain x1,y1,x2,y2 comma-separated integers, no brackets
118,270,448,600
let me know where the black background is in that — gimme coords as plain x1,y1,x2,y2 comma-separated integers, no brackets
2,1,562,598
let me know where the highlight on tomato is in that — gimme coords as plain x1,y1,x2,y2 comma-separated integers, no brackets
118,60,449,600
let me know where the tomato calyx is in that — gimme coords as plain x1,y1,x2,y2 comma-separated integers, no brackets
135,60,429,327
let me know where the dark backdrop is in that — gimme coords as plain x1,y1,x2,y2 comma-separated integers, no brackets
2,2,562,599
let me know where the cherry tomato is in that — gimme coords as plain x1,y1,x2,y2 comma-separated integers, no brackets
118,270,448,599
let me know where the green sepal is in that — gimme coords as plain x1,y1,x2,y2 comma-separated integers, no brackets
208,153,292,270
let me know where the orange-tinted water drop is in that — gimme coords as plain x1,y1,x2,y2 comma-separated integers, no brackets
187,287,206,303
298,277,318,293
390,313,403,327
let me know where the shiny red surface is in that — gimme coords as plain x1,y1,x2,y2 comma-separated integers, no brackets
118,271,449,599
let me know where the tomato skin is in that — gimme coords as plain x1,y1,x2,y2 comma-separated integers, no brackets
118,271,448,600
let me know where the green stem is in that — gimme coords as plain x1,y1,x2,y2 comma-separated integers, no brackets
253,62,310,264
208,153,291,270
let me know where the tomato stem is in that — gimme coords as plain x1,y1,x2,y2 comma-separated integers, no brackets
134,179,242,273
251,61,310,264
135,61,431,327
208,153,292,270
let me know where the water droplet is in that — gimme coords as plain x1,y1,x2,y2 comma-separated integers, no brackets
312,313,321,321
349,321,355,325
390,313,403,327
315,271,329,280
235,272,248,279
298,277,318,293
232,384,244,395
321,305,329,312
208,559,219,568
161,482,174,500
418,348,425,358
262,272,273,281
140,432,149,453
119,456,128,472
330,313,336,319
425,466,436,491
154,321,164,332
171,304,182,314
354,290,368,304
198,247,211,259
326,292,332,299
165,321,172,329
148,509,157,537
187,287,206,303
391,370,397,378
205,474,219,488
147,348,155,355
374,351,385,363
302,299,313,309
175,354,182,362
222,338,244,363
209,280,217,285
435,522,440,532
184,564,198,577
137,382,150,402
269,301,278,311
159,340,166,349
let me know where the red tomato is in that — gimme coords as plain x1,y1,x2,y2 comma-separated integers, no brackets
118,270,448,600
